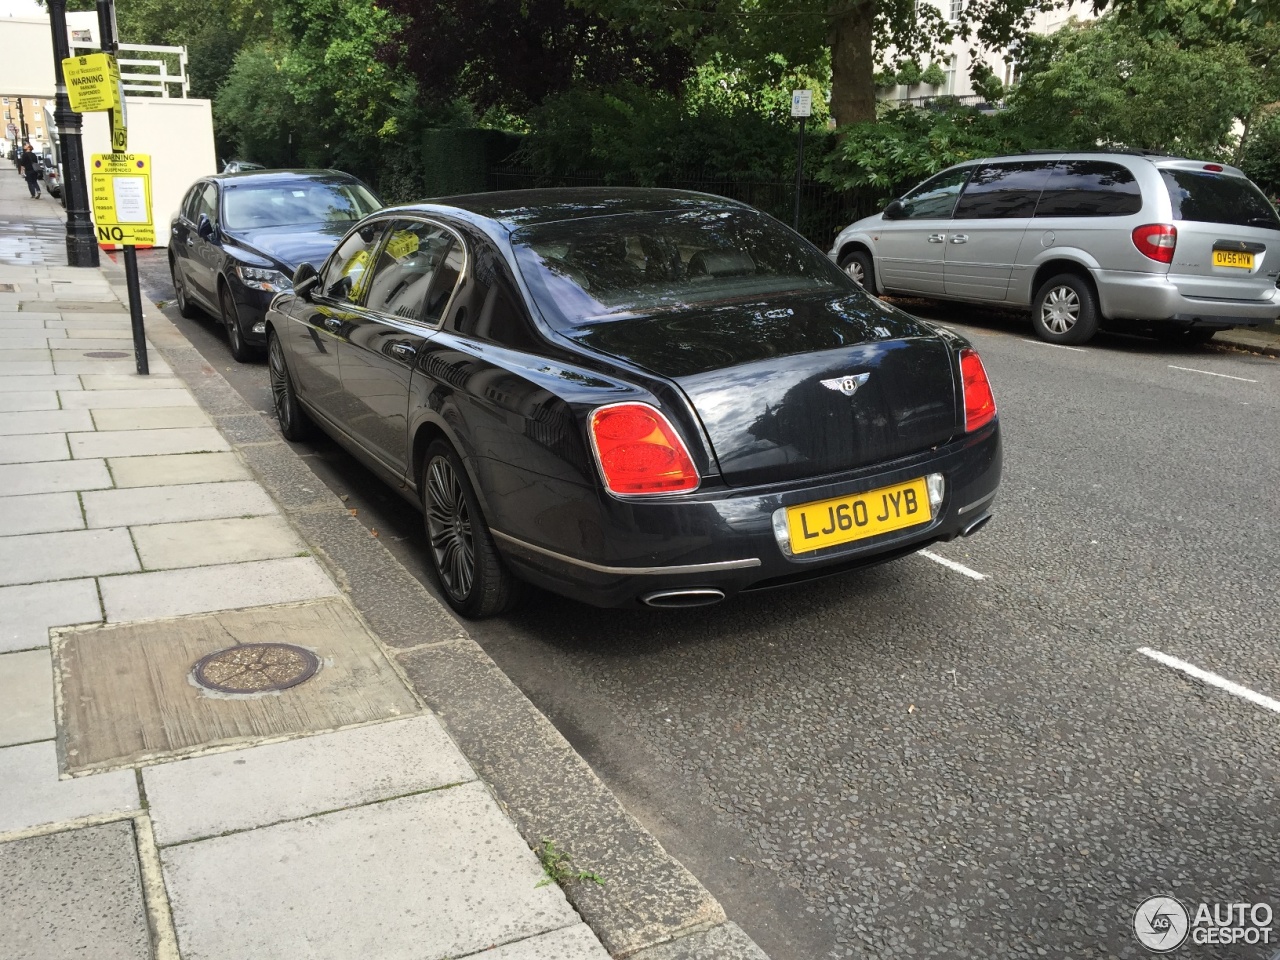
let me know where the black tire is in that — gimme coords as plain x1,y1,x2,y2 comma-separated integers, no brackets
219,282,256,362
421,440,521,619
170,256,200,319
267,329,314,441
1031,273,1099,345
839,249,877,294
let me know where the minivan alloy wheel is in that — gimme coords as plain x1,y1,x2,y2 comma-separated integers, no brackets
1040,285,1080,334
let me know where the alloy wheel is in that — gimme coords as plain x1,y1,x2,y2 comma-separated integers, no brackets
268,335,291,431
844,260,865,286
1040,285,1080,335
425,456,475,599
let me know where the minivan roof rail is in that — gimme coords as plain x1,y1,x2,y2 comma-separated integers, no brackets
1018,148,1175,158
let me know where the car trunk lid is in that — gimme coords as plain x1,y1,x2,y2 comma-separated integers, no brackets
563,292,960,487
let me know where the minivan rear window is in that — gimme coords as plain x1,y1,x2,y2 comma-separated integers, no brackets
1161,170,1280,230
1035,161,1143,217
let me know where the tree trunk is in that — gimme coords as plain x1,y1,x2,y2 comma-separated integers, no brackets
829,1,877,126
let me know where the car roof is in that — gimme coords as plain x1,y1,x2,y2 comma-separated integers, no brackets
209,168,360,184
389,187,750,233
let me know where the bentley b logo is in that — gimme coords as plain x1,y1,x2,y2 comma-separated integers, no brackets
820,373,871,397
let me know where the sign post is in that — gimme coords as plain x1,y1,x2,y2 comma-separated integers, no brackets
90,153,152,373
790,90,813,232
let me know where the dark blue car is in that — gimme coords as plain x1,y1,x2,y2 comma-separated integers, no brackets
169,170,382,361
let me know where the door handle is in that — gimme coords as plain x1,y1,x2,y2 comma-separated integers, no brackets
323,316,341,331
949,235,969,244
186,238,194,246
928,234,946,243
390,342,417,359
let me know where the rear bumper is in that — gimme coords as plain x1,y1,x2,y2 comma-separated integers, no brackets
493,422,1002,608
1095,270,1280,327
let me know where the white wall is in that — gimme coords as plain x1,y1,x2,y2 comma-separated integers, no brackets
80,98,216,247
0,18,57,97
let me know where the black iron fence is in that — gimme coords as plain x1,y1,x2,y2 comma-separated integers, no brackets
486,165,884,249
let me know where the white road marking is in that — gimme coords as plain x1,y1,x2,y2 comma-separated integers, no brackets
1168,364,1258,383
920,550,987,580
1020,338,1086,352
1138,647,1280,716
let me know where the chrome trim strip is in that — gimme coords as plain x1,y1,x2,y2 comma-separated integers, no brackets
491,530,761,575
958,491,996,516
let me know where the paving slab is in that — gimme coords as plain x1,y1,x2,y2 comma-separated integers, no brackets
61,388,196,409
0,742,139,834
82,480,274,528
0,527,139,587
99,556,338,621
0,459,112,495
57,328,131,339
91,406,211,431
0,337,59,349
57,598,417,772
107,451,248,487
0,433,69,464
80,374,184,390
144,715,473,845
131,515,304,569
0,360,55,376
0,649,55,746
0,579,101,653
0,317,46,329
0,492,84,536
0,391,59,411
460,925,611,959
0,820,151,960
0,373,81,392
161,783,578,960
0,408,93,436
69,426,230,459
55,358,171,376
0,347,52,362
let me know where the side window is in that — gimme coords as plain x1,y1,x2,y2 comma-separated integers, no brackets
900,167,973,219
196,183,219,225
1035,161,1142,217
320,223,385,304
363,220,462,324
453,242,539,350
953,162,1054,219
181,184,203,222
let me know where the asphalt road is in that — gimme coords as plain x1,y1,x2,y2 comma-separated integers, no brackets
133,249,1280,959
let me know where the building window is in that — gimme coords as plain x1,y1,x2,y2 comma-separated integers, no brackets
950,0,964,20
944,56,958,94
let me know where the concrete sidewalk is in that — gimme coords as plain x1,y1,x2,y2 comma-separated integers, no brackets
0,176,626,958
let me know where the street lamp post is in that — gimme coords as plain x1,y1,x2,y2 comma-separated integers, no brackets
46,0,99,267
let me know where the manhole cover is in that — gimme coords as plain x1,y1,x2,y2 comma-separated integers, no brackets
84,350,129,359
192,643,319,694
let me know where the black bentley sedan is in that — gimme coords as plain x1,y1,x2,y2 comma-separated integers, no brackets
265,189,1002,618
169,170,381,361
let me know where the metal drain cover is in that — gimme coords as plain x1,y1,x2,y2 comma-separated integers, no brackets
84,350,129,359
193,643,319,694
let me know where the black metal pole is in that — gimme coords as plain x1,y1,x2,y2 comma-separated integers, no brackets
46,0,99,267
793,115,807,231
16,98,28,143
123,247,149,374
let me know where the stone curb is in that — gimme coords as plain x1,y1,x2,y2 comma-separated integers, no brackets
1214,329,1280,358
94,256,769,960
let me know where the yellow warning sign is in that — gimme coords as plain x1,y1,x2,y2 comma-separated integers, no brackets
91,153,154,247
63,53,119,114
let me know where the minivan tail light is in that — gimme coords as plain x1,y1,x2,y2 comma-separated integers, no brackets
1132,224,1177,263
1203,164,1223,172
590,403,700,495
959,349,996,432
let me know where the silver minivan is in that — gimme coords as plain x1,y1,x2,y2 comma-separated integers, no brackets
829,152,1280,344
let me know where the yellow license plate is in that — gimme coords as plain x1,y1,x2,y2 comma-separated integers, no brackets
1213,249,1254,269
787,477,931,555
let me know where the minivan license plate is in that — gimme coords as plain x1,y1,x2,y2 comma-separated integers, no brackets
786,477,931,554
1213,249,1254,269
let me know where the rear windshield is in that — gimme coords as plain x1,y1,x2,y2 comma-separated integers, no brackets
511,208,849,328
1160,170,1280,230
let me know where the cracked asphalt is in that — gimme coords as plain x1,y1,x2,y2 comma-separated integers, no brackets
135,249,1280,959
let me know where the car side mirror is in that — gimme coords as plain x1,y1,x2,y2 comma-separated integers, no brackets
293,262,319,301
197,214,218,242
883,199,906,220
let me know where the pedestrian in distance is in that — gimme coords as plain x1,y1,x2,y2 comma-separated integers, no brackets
19,143,41,198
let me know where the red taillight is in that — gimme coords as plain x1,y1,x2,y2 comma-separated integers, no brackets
1132,223,1177,263
590,403,699,495
960,349,996,433
1203,163,1223,172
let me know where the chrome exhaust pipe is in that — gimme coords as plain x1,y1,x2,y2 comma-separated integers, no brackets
960,513,992,537
641,588,726,608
